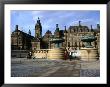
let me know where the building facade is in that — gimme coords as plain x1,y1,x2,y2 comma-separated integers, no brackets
11,18,100,55
31,17,42,50
64,22,100,52
11,25,34,50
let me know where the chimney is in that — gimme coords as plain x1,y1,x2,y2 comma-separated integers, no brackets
91,25,93,32
97,24,100,29
79,21,81,26
15,25,18,31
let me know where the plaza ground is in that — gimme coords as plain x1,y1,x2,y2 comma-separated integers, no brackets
11,58,100,77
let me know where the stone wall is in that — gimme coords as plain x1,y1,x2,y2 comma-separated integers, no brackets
11,50,29,58
33,49,48,58
32,48,65,59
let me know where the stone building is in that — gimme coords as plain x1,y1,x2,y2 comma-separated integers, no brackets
31,17,42,50
63,21,100,52
35,17,42,38
48,24,65,49
11,25,34,50
42,30,52,49
11,18,100,55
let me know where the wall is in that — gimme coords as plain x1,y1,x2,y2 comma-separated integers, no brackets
11,50,29,58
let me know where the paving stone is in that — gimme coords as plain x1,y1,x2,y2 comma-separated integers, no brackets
11,58,100,77
80,69,100,77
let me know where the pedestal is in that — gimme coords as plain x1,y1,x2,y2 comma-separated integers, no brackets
47,48,65,59
80,48,99,61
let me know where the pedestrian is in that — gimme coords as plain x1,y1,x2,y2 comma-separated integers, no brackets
28,51,32,59
64,50,68,60
69,51,72,61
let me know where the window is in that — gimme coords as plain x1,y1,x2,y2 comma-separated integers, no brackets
68,42,70,47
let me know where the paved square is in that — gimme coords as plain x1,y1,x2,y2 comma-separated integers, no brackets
11,58,100,77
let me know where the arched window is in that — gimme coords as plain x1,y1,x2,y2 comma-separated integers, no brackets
68,42,70,47
75,42,77,47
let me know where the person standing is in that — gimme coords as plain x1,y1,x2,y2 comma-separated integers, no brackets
64,50,69,60
69,50,72,61
28,51,32,59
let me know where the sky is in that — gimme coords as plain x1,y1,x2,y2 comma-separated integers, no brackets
11,10,100,36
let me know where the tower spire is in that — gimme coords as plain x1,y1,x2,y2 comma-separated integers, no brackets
97,24,100,29
28,26,31,35
91,25,94,32
64,26,67,33
56,24,59,31
28,29,31,35
64,26,66,30
37,17,40,24
56,24,59,28
38,17,39,20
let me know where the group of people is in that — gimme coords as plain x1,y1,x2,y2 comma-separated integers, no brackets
64,48,77,61
27,51,32,59
64,50,73,61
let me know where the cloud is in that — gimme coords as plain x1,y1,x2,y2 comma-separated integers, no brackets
11,10,100,36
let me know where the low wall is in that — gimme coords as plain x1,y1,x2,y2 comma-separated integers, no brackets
33,50,48,59
47,48,65,59
80,48,99,61
33,48,65,59
12,48,99,61
11,50,29,58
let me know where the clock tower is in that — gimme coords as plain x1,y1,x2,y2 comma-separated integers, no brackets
35,17,42,38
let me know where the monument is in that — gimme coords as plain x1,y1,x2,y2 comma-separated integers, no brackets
80,34,99,61
47,37,65,59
